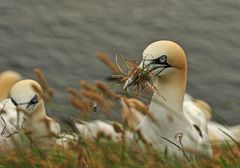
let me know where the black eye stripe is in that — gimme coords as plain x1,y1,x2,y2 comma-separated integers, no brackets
10,95,39,108
29,95,39,105
10,98,18,106
153,55,167,64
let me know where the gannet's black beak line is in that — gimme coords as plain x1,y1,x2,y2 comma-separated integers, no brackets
10,95,39,109
142,55,172,72
10,97,18,106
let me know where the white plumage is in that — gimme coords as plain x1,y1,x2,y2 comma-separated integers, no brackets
0,79,60,150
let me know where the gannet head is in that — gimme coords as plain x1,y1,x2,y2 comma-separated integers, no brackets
9,80,44,115
124,40,187,90
193,99,212,121
0,71,22,101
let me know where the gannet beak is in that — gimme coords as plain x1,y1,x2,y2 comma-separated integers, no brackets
123,60,152,90
123,57,172,90
123,76,135,90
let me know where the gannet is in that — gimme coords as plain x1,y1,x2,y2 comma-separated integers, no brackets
0,71,22,101
74,120,133,143
0,79,60,150
56,133,78,149
124,41,212,158
186,96,240,145
0,98,26,150
56,120,126,149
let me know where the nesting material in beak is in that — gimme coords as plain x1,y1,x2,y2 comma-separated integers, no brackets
123,55,173,92
122,63,152,91
123,75,137,90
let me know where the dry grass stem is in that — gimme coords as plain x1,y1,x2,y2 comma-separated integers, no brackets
66,87,79,97
82,90,110,113
33,68,54,102
94,81,121,99
69,96,90,112
34,68,48,90
96,52,120,74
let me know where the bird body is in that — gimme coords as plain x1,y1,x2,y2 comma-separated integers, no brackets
0,71,22,101
0,79,60,150
184,94,240,144
0,99,26,150
75,41,212,158
74,120,133,142
124,41,212,158
207,121,237,144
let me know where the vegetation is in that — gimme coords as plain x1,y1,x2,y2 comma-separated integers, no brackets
0,140,240,168
0,54,239,168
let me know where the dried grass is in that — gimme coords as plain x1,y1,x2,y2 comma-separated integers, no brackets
34,68,54,101
67,80,120,119
94,81,121,99
66,87,79,98
2,140,239,168
0,66,238,168
96,52,120,75
97,53,157,94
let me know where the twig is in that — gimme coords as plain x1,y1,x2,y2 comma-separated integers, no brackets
116,53,127,75
160,136,195,168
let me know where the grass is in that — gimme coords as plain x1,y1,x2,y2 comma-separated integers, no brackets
0,56,240,167
0,139,240,168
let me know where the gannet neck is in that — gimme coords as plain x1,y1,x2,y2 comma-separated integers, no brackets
123,41,212,157
29,101,46,121
150,67,187,114
144,40,188,114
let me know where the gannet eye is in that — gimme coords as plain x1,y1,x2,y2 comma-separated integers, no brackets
10,98,18,106
153,55,167,64
29,95,39,105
